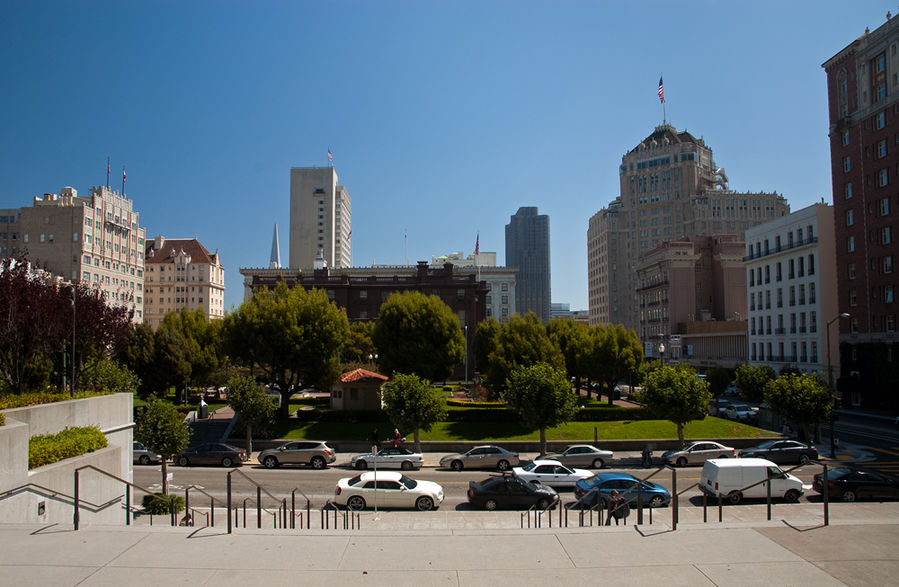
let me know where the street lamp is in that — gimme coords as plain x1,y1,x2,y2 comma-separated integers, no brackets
658,342,666,365
368,353,378,368
464,325,468,383
826,312,850,458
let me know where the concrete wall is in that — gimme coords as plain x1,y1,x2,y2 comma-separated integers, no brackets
0,394,133,525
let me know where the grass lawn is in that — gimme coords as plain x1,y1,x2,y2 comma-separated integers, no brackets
269,417,769,442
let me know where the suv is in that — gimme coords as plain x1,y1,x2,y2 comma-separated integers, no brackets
258,441,336,469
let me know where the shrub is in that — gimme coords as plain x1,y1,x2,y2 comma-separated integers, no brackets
445,399,507,408
141,493,185,515
29,426,108,469
0,412,5,426
0,390,112,410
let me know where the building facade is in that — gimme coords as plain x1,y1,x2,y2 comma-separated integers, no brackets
505,206,550,322
431,251,516,321
823,15,899,409
744,204,837,379
289,167,351,270
143,236,225,328
587,125,789,331
0,186,145,321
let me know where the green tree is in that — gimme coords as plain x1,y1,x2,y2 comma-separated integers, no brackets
473,317,501,377
226,375,275,455
82,358,140,395
341,321,376,364
482,312,564,397
764,373,831,442
151,323,192,402
707,367,732,398
546,319,592,396
504,363,578,455
161,308,223,389
120,323,157,398
372,291,464,382
135,397,191,495
642,363,711,443
588,324,643,405
381,373,446,453
224,282,349,419
734,364,776,403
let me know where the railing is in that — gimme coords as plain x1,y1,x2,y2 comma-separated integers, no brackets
226,469,291,532
521,495,560,528
321,500,361,530
74,464,160,530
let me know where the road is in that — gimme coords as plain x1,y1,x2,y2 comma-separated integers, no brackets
827,412,899,477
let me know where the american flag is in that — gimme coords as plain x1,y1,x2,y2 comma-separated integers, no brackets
658,77,665,104
475,233,479,255
328,148,333,162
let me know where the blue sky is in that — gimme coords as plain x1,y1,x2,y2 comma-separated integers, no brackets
1,1,891,312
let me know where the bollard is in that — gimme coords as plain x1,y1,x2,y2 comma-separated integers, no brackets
125,485,131,526
227,473,232,534
184,488,190,525
718,494,723,522
256,486,262,529
823,464,829,526
74,469,80,531
671,468,678,531
291,492,296,529
637,484,644,525
702,492,707,523
766,479,772,521
210,496,215,527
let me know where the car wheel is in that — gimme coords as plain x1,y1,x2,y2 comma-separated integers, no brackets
799,454,811,465
497,459,510,471
178,456,189,467
401,460,413,471
676,457,688,467
221,457,233,467
648,495,665,508
346,496,366,511
536,498,551,510
138,455,151,465
310,456,326,470
415,496,435,511
727,491,743,505
355,460,368,470
484,499,498,511
841,489,857,503
451,460,464,472
263,456,279,469
592,458,604,469
784,489,801,503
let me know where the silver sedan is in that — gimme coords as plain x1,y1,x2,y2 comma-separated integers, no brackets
439,445,520,471
543,444,614,469
351,447,424,471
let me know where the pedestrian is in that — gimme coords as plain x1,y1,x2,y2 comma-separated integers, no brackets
370,427,380,450
393,428,402,448
642,445,652,467
605,490,628,526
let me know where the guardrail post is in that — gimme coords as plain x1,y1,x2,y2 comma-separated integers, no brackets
671,468,677,531
823,464,829,526
718,494,722,522
125,484,131,526
210,495,215,527
256,486,262,529
227,472,232,534
291,492,296,529
184,488,190,525
702,492,707,523
766,479,772,521
306,499,311,530
73,469,80,531
637,483,644,525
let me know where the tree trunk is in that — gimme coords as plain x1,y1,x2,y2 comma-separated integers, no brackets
161,460,169,495
676,423,684,443
413,429,421,453
607,383,614,406
278,389,290,419
539,427,547,457
246,422,253,457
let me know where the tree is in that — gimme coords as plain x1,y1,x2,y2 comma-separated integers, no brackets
503,363,578,455
473,318,501,377
481,312,564,397
161,308,223,389
341,321,376,364
546,319,592,396
642,363,711,443
81,358,140,395
226,375,275,455
224,282,349,419
764,373,831,442
135,397,191,495
734,364,776,403
373,291,465,382
150,323,192,401
381,373,446,453
120,323,157,399
707,367,732,399
587,324,643,405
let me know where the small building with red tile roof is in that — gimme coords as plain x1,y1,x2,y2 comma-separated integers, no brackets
332,368,388,411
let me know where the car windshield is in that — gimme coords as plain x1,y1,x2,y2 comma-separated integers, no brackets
755,441,778,449
348,475,362,486
399,475,417,489
734,405,749,410
579,475,603,488
522,462,538,472
827,468,852,480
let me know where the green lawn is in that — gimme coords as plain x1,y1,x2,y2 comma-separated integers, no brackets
269,417,768,442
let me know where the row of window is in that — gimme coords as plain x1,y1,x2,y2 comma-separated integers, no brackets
846,226,893,252
748,254,816,286
750,284,817,310
751,340,818,363
750,311,817,336
747,226,815,258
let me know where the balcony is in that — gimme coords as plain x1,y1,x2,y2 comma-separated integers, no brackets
774,328,786,335
799,327,807,333
743,236,819,261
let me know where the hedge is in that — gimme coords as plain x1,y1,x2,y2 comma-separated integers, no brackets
29,426,108,469
0,412,5,426
446,399,507,408
0,390,112,410
293,405,651,424
142,493,185,515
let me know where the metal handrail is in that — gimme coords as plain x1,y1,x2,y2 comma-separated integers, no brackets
74,464,162,530
521,495,560,528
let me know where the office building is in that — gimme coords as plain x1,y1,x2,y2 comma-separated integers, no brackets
823,15,899,408
505,207,550,322
143,236,226,329
0,186,145,321
289,167,351,270
431,250,516,321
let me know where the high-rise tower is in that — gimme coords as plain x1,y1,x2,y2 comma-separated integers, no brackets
288,167,351,269
505,206,550,322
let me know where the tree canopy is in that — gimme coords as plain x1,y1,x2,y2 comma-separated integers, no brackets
480,312,564,396
161,308,223,388
504,362,578,455
642,363,711,442
226,375,275,455
381,372,446,452
763,373,831,442
546,319,592,392
135,397,191,494
372,291,464,382
587,323,643,404
735,364,776,403
223,282,349,418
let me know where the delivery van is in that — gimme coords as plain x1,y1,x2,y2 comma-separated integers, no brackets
700,458,805,504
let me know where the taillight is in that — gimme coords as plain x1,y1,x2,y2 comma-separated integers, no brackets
325,449,332,456
715,482,719,490
468,489,474,498
828,481,837,488
336,487,342,495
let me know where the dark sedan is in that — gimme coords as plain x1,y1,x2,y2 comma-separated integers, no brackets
813,467,899,502
574,472,671,508
739,440,818,465
467,473,558,511
178,443,247,467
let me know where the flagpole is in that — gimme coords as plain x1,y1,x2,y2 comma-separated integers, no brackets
121,165,125,195
106,157,110,189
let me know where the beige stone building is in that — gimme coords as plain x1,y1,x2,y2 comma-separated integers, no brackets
0,186,146,321
289,167,351,270
143,236,225,328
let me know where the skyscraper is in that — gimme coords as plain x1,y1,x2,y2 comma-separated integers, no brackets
289,167,351,270
823,14,899,408
505,206,550,322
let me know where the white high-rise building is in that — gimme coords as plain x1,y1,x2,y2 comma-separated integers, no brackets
289,167,351,270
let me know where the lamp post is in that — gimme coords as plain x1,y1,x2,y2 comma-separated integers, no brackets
826,312,850,458
658,342,666,365
464,325,468,383
368,353,378,368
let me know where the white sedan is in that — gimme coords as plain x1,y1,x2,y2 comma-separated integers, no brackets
512,459,594,488
334,471,444,511
351,447,424,470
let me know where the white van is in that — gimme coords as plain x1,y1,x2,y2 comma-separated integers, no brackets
700,458,805,504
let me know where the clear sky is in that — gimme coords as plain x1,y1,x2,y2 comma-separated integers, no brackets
1,1,892,312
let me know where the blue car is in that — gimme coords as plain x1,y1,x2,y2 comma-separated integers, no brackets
574,472,671,508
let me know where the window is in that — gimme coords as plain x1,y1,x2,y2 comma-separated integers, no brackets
848,263,856,280
884,255,894,274
883,227,893,245
809,283,816,303
776,262,782,281
881,198,891,216
501,283,508,291
879,139,888,158
808,254,815,275
879,169,889,187
843,157,851,172
877,111,886,129
848,236,855,252
849,289,857,307
887,285,895,303
845,183,853,199
841,130,850,145
359,290,367,300
846,210,854,226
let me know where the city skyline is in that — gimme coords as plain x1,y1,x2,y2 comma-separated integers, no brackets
1,1,891,313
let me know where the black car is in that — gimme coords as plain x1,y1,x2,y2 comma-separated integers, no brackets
739,440,819,465
178,443,248,467
813,467,899,502
467,473,558,511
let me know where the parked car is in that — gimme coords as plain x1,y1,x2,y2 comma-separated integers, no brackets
467,473,558,510
739,440,818,465
439,445,520,471
258,441,336,469
352,447,424,471
812,467,899,502
701,458,804,504
543,444,614,469
574,472,670,508
177,443,247,467
724,404,758,423
334,471,444,511
133,441,161,465
710,399,733,417
662,441,736,467
512,460,594,488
